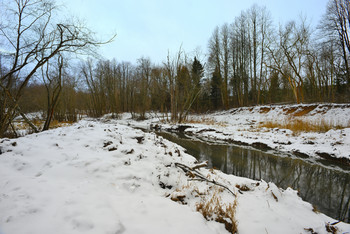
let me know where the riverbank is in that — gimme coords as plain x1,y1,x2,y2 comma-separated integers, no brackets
1,120,349,233
124,103,350,165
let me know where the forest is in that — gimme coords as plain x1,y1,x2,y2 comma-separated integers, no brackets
1,0,350,137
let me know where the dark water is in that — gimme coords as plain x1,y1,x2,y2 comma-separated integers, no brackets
157,131,350,223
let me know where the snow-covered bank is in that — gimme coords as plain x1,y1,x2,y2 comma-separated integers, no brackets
1,120,349,233
125,104,350,164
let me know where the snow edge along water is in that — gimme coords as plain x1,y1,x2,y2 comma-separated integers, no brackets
126,103,350,166
0,104,350,233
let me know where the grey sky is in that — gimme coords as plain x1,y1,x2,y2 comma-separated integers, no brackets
60,0,329,65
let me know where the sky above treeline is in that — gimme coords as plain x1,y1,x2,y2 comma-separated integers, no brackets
59,0,329,65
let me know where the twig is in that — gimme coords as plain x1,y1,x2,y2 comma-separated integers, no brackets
174,162,236,197
9,122,18,138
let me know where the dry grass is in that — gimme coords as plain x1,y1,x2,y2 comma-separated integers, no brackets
49,120,74,128
312,204,320,214
259,117,347,134
185,117,227,127
196,191,238,234
12,119,73,133
171,181,238,233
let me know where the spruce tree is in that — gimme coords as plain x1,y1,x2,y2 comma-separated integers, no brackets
191,57,204,88
210,65,222,109
191,57,204,112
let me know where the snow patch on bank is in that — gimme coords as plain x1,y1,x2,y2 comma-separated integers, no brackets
1,119,349,233
124,104,350,161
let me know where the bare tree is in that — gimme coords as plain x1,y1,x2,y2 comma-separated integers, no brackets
321,0,350,94
220,24,230,109
42,55,63,131
135,57,152,119
267,18,311,103
0,0,114,137
231,11,250,106
164,49,181,122
208,26,222,75
249,5,259,104
81,59,107,117
257,6,273,104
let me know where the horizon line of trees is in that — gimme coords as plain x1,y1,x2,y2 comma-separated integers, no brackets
1,0,350,137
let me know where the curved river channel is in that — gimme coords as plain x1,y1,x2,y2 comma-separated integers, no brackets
155,131,350,223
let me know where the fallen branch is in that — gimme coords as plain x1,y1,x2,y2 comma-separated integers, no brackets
191,161,208,170
174,162,236,197
17,107,39,133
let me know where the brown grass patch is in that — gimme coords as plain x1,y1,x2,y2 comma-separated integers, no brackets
185,117,227,127
259,118,346,134
49,120,74,128
196,191,238,233
12,119,73,134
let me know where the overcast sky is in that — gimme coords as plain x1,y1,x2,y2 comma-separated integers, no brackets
59,0,329,65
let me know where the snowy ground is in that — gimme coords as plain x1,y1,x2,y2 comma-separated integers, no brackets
1,119,349,233
124,104,350,163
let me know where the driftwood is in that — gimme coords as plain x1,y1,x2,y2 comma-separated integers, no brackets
174,162,236,197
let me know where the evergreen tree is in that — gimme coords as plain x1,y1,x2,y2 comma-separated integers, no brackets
191,57,204,87
191,57,204,112
210,65,222,109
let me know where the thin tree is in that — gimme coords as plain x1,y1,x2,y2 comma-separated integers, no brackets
321,0,350,94
0,0,115,137
220,24,230,109
42,55,63,131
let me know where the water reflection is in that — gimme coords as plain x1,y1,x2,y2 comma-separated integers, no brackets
157,132,350,222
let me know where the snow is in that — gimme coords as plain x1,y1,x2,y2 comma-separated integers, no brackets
13,112,43,121
126,104,350,161
0,48,15,56
1,119,349,233
0,121,226,234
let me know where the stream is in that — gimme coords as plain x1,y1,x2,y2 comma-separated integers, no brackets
155,131,350,223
